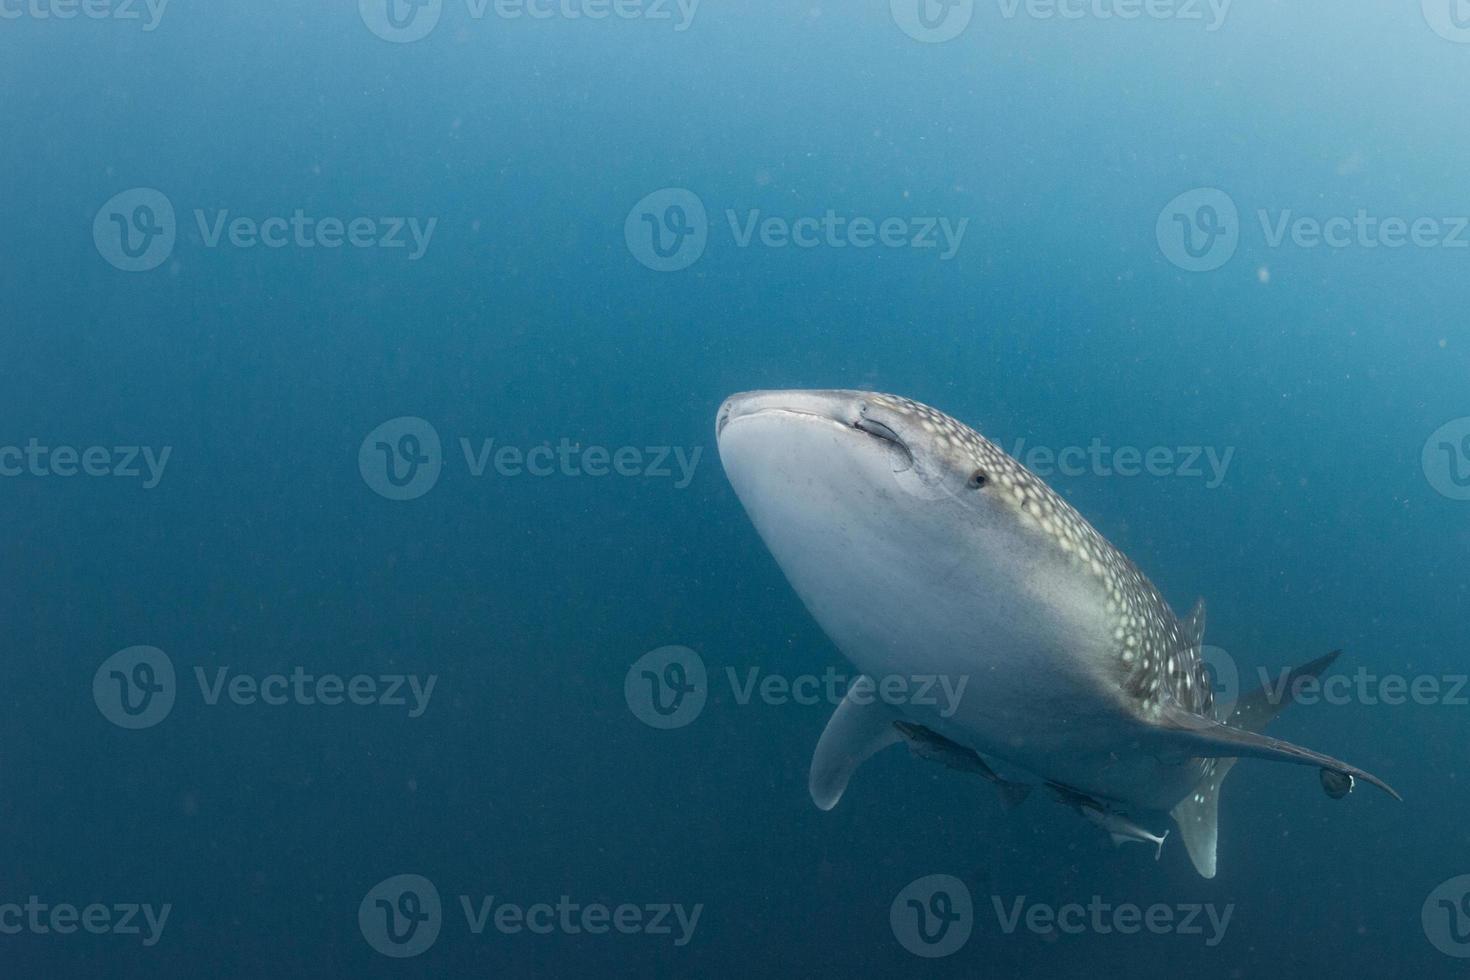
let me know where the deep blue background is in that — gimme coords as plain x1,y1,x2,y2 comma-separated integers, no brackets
3,1,1469,976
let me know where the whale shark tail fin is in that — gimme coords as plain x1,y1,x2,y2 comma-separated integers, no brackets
1168,650,1397,878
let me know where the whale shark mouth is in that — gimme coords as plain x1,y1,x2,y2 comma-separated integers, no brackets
716,392,919,476
714,393,917,476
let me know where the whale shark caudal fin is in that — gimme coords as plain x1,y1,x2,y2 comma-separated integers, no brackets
809,675,902,810
1165,650,1401,879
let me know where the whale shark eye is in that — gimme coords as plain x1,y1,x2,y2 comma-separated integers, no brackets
968,470,989,489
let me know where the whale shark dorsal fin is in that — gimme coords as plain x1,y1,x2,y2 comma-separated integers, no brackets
1227,649,1341,732
809,674,902,811
1182,598,1206,648
1171,757,1236,878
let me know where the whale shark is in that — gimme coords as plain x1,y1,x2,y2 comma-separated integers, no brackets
716,389,1399,878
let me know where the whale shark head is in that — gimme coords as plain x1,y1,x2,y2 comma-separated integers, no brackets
715,389,1118,692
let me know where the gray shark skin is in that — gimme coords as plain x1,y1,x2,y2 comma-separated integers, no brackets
716,389,1399,878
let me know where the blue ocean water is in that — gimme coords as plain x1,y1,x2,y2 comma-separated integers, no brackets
4,1,1470,976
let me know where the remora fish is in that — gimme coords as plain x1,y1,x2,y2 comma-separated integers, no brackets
715,390,1399,877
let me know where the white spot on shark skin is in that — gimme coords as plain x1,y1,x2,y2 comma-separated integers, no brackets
716,389,1400,879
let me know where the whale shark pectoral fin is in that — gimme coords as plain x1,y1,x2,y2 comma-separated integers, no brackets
1155,703,1402,802
809,675,902,811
